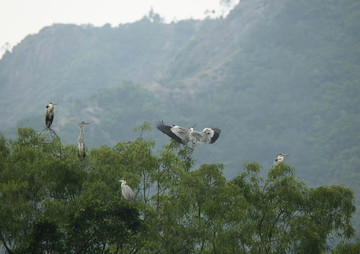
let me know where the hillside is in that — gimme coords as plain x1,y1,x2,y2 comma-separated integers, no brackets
1,0,360,231
0,17,208,128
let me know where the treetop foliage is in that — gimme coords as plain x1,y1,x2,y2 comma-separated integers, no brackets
0,125,358,253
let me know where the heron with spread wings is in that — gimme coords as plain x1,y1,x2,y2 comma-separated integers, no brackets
156,121,221,154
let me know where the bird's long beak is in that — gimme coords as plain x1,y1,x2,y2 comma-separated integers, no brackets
85,122,90,125
53,102,58,105
284,154,289,157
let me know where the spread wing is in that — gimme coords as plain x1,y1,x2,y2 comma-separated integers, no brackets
156,121,189,144
209,127,221,144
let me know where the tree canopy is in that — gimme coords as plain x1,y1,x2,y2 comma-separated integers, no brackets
0,125,358,253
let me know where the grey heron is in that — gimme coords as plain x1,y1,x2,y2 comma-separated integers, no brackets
45,102,58,129
156,121,221,154
77,121,90,160
189,127,221,154
118,179,135,204
273,153,289,168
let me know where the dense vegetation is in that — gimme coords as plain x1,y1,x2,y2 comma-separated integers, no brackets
0,126,359,253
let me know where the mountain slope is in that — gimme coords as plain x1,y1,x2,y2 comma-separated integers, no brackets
160,0,287,87
152,0,360,182
0,18,206,128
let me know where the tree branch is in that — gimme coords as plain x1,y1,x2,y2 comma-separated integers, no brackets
0,232,13,254
75,230,96,254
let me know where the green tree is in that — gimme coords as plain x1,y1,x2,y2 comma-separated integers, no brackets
0,128,144,253
332,238,360,254
231,162,355,253
0,127,358,253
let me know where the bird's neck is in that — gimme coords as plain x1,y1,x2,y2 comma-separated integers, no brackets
79,126,85,141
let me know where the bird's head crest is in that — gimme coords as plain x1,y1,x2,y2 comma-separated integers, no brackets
80,121,90,126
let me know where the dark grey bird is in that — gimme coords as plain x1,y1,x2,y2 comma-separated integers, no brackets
273,153,289,168
118,179,135,204
45,102,58,129
77,121,90,160
156,121,221,154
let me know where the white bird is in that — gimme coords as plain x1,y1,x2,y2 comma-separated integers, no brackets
118,179,135,204
77,121,90,160
45,102,58,129
273,153,289,168
156,121,221,154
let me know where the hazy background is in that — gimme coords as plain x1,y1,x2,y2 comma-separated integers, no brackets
0,0,237,57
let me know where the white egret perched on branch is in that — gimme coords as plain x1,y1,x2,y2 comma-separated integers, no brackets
118,179,135,204
77,121,90,160
273,153,289,168
45,102,58,129
156,121,221,154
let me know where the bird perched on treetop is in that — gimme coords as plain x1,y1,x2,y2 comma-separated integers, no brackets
156,121,221,154
118,179,135,204
45,102,58,129
77,121,90,160
273,153,289,168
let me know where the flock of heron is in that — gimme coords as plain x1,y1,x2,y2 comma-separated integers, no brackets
45,102,288,203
